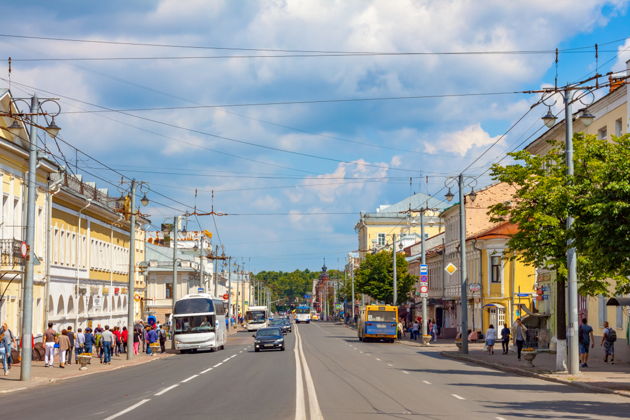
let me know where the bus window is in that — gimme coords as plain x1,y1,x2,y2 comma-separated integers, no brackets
175,315,215,334
367,311,396,322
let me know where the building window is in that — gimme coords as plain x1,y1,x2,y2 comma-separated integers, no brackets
616,306,623,329
166,283,173,299
615,118,623,137
598,295,606,326
490,256,501,283
377,233,385,246
598,126,607,140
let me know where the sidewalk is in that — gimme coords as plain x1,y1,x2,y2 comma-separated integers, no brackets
400,335,630,398
0,345,174,394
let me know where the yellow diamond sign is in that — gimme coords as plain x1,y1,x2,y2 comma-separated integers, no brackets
445,263,457,275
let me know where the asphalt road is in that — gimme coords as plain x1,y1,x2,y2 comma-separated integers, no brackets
1,323,629,419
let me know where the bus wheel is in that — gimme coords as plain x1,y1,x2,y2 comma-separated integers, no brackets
220,345,225,350
358,336,363,342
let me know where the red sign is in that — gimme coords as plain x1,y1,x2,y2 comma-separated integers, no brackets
222,293,229,300
419,285,429,294
114,288,120,295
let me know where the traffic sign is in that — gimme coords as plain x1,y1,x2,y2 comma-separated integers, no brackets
20,242,28,258
420,274,428,283
222,293,230,300
197,287,205,293
419,284,428,294
445,263,457,275
304,294,311,299
420,264,428,274
420,293,429,298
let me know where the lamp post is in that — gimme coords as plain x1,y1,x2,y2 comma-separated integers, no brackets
392,233,397,306
171,215,179,349
3,95,61,381
444,175,477,354
540,89,594,374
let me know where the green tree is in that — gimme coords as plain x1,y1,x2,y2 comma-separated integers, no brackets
354,251,415,305
489,133,630,296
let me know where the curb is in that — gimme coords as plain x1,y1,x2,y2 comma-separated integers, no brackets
440,351,630,399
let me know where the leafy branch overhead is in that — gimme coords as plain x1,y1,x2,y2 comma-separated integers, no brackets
354,251,415,304
489,133,630,296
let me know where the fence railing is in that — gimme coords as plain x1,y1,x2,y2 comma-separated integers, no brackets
0,239,24,267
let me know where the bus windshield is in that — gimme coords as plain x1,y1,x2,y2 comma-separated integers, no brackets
174,315,215,334
296,308,310,314
174,298,214,314
246,310,267,324
367,311,396,322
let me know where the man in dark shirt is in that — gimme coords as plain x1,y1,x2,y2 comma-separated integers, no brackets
578,318,594,368
66,326,75,365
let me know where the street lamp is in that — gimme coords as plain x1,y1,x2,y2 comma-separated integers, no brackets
444,175,477,355
1,95,61,382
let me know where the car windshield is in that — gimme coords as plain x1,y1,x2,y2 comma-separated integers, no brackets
174,298,214,315
269,320,283,326
174,315,215,334
367,311,396,322
256,328,282,337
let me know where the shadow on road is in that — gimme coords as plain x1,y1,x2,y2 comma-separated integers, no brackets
405,368,505,377
449,382,591,393
483,399,630,419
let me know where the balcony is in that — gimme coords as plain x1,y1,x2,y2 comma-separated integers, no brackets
0,239,24,267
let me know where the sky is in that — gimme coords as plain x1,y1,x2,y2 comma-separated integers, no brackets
0,1,629,272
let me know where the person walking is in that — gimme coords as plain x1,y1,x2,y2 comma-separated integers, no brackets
512,318,527,361
101,325,114,364
500,323,511,354
44,322,57,368
133,327,141,355
431,321,439,343
485,324,497,355
601,321,616,364
75,328,85,358
83,328,95,355
145,326,158,355
112,327,121,356
0,323,15,370
57,330,71,368
0,330,8,376
66,326,75,365
121,327,129,354
397,319,404,340
158,325,167,353
411,321,419,340
579,318,594,368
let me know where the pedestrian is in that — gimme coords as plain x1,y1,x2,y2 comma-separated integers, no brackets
121,326,129,354
66,326,75,365
511,318,527,361
158,325,166,353
133,327,141,355
431,321,439,343
578,318,594,368
83,328,95,355
145,326,158,355
0,323,15,369
44,322,56,368
112,327,121,356
101,325,114,364
75,328,85,358
601,321,616,364
95,329,103,363
0,331,8,376
500,323,511,354
485,324,497,355
397,319,404,339
57,330,71,368
95,324,103,333
411,321,419,340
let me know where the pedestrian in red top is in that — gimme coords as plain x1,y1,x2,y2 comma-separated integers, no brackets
121,326,129,354
112,327,122,356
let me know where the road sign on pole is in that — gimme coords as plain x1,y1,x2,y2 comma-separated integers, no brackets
420,264,428,274
445,263,457,275
419,284,428,294
420,274,428,283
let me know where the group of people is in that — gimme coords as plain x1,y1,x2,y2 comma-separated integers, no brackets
43,322,131,367
483,319,526,358
398,318,439,342
133,321,168,356
0,323,16,375
577,318,617,368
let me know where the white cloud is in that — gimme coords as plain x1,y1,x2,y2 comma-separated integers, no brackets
613,37,630,72
424,123,501,156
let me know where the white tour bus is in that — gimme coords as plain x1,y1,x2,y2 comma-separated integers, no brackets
172,293,227,353
245,305,269,331
295,305,311,324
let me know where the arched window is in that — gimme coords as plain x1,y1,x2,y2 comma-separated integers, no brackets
67,296,74,315
88,296,94,312
103,296,109,312
57,295,65,315
79,296,85,314
48,295,54,315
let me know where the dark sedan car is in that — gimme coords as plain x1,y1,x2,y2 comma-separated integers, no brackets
269,319,290,334
254,327,285,352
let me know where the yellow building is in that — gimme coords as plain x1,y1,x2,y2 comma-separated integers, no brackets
355,192,446,260
0,89,57,337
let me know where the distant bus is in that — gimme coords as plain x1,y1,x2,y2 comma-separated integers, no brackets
295,305,311,324
357,305,398,343
245,306,269,331
172,293,227,353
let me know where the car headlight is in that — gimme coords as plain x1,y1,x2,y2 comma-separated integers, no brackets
275,339,283,344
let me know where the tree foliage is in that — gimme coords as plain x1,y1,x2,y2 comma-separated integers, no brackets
489,133,630,295
354,251,415,304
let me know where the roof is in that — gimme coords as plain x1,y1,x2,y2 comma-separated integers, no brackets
146,242,192,263
469,222,518,241
377,192,449,214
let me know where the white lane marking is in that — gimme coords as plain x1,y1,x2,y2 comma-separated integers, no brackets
496,417,506,420
213,362,223,368
104,399,151,420
451,394,466,400
375,358,381,361
296,324,324,420
402,370,410,375
154,384,179,396
422,380,431,385
239,351,243,353
200,367,214,374
359,351,364,354
181,374,198,383
294,325,307,420
387,363,394,367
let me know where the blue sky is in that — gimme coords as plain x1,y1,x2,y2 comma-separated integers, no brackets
1,1,628,272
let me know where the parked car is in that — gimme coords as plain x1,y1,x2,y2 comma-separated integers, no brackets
253,327,285,352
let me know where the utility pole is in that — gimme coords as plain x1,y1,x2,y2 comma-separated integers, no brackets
126,180,137,361
20,95,39,381
458,174,469,354
351,266,355,323
227,257,232,321
421,210,428,338
198,234,205,292
213,245,219,296
171,215,179,349
392,233,397,306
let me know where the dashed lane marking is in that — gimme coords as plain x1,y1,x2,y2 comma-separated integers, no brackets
387,363,394,367
104,399,151,420
451,394,465,400
375,358,381,361
181,374,198,383
496,417,506,420
154,384,179,396
422,380,431,385
213,362,223,368
200,367,214,374
402,370,410,375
